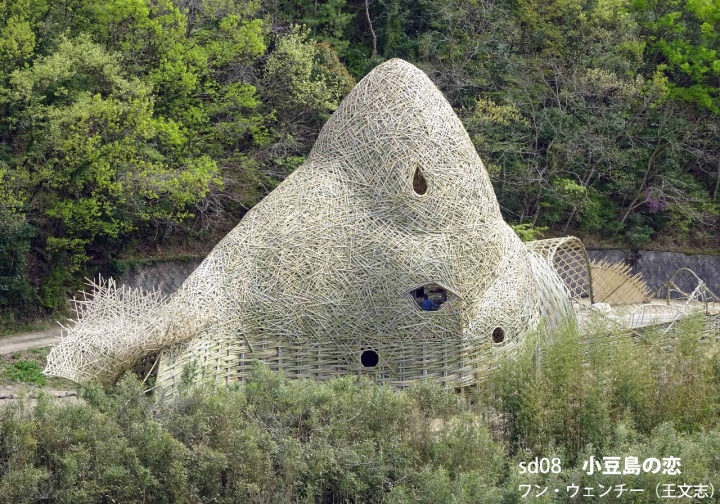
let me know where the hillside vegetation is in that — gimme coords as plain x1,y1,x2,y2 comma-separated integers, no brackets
0,0,718,320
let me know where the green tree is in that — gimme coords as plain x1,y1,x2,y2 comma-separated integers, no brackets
260,0,354,56
2,36,218,306
259,26,355,181
631,0,720,112
0,169,33,312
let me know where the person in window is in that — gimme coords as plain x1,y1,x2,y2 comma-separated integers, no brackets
420,293,440,311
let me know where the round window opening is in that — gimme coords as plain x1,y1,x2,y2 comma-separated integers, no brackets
361,349,379,368
492,327,505,344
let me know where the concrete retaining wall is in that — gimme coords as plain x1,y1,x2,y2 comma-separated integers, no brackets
118,259,202,297
587,249,720,297
116,249,720,300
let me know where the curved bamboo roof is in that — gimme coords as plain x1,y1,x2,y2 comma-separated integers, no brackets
46,59,574,388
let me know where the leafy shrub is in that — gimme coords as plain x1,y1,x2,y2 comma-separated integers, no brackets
1,320,720,503
4,361,46,387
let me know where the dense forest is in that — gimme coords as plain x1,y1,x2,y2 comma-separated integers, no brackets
0,0,718,317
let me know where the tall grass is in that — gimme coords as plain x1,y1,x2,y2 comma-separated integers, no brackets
476,315,720,462
0,317,719,503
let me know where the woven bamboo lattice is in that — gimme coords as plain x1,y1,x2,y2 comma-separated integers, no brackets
707,314,720,340
653,267,720,309
45,59,577,389
524,237,593,301
590,260,651,304
44,278,209,384
575,266,720,338
626,304,685,332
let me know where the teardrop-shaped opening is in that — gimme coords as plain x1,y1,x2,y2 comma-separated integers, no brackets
413,166,428,195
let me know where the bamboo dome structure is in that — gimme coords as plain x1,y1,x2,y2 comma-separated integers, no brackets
45,59,581,389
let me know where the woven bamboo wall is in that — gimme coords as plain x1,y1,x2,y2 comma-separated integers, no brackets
153,59,575,389
46,59,576,388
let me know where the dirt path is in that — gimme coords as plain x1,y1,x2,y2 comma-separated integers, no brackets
0,327,63,355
